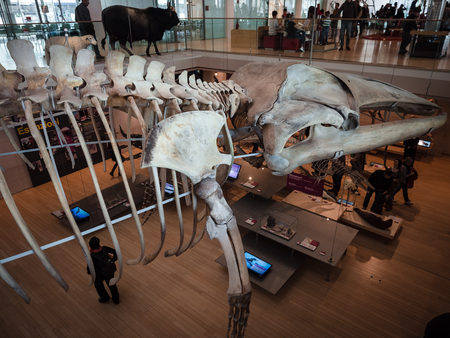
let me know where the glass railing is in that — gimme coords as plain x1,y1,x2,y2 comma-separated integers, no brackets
182,17,450,72
1,17,449,72
0,21,81,40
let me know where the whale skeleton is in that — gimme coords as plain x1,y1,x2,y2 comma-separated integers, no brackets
0,39,446,338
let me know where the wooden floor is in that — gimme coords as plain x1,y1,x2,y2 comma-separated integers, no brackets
1,148,450,337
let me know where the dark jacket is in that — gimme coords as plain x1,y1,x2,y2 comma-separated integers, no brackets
338,1,358,19
368,170,393,191
75,3,95,36
403,14,418,33
87,245,118,279
286,22,299,38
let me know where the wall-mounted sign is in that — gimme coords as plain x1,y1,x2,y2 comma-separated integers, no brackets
16,109,109,187
286,173,324,197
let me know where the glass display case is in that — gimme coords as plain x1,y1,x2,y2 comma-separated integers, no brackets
259,207,298,241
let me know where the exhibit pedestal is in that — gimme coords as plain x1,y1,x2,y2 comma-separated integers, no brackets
52,174,148,232
216,233,304,294
230,194,358,284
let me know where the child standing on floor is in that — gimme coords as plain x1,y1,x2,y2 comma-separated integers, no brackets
321,11,332,45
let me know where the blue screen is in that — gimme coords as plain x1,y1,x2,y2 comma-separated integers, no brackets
338,198,354,206
245,251,272,277
165,183,174,194
228,163,241,179
70,207,90,222
418,140,431,148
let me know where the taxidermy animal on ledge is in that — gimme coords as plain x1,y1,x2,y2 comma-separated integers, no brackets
101,1,180,57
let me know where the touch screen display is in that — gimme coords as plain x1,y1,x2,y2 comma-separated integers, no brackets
418,140,431,148
338,198,354,206
70,206,90,222
244,251,272,277
165,183,174,194
228,163,241,179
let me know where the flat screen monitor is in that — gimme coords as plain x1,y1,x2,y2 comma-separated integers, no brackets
244,251,272,278
418,140,431,148
165,183,174,194
338,198,354,206
70,206,90,223
228,163,242,180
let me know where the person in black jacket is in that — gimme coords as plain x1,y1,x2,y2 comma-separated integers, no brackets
362,168,393,213
87,236,119,304
108,142,126,177
393,157,415,205
398,8,420,55
403,137,419,163
337,0,358,50
75,0,104,60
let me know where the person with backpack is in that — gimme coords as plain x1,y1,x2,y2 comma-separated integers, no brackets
393,157,416,205
87,236,119,304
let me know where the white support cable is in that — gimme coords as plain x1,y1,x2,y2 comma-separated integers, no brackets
1,141,260,159
0,190,192,264
235,152,260,159
0,138,146,158
0,144,260,264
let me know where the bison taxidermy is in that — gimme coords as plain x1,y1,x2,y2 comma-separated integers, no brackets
101,1,180,57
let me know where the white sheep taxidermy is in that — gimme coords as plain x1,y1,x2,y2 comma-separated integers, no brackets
45,35,97,65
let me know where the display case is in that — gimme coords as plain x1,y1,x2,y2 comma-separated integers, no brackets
259,207,298,241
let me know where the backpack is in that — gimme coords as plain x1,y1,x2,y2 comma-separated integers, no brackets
406,168,418,188
94,248,117,278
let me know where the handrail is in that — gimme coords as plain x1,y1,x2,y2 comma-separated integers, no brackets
1,17,447,26
0,17,448,73
0,17,446,29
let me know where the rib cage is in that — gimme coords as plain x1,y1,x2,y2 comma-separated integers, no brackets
0,40,241,304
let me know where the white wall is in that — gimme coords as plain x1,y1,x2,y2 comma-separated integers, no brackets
88,0,103,21
226,0,234,38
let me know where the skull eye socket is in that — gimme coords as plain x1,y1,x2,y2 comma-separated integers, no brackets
284,126,310,148
341,113,359,131
283,122,341,149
